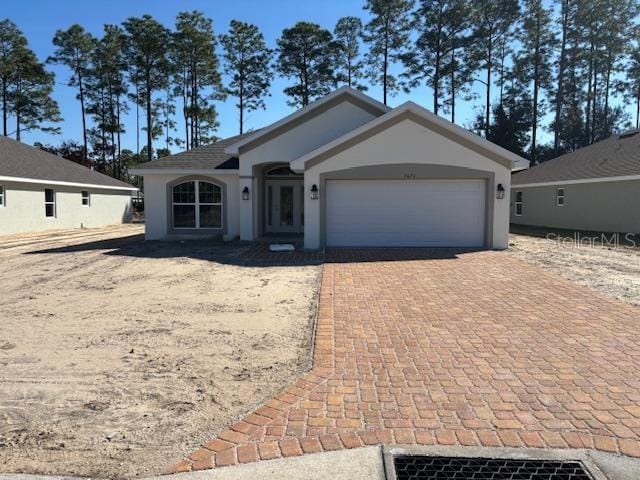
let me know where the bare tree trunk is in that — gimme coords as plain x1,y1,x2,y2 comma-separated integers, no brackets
554,0,569,152
239,75,244,134
77,53,88,162
485,38,492,135
146,71,153,162
450,46,456,123
1,80,7,136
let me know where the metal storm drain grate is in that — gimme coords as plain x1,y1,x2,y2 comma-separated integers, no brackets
393,456,594,480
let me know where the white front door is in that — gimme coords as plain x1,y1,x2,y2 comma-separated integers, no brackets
265,180,304,233
325,179,486,247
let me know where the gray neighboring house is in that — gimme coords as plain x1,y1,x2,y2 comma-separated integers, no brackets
511,129,640,234
0,136,138,236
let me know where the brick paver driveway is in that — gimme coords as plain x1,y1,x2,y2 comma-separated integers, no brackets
172,249,640,472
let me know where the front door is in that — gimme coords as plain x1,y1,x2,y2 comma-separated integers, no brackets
265,181,304,233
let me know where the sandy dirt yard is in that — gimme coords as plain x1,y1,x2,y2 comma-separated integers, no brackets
0,225,320,479
509,232,640,307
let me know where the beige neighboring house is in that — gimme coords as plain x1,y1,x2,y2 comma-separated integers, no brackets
0,136,137,236
131,87,528,250
511,129,640,234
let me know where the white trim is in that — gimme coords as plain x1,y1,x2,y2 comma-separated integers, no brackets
290,101,526,172
513,174,640,188
556,187,565,207
224,86,390,155
0,175,137,191
514,190,523,216
129,169,239,176
81,190,91,207
44,188,56,218
172,180,223,230
0,184,4,207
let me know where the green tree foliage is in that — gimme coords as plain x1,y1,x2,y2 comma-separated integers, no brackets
1,20,60,140
123,15,172,162
486,86,532,158
34,140,89,167
49,24,96,160
401,0,472,120
86,25,128,176
362,0,415,105
469,0,519,134
220,20,273,134
626,41,640,129
333,17,367,91
513,0,557,163
172,11,224,149
276,22,336,108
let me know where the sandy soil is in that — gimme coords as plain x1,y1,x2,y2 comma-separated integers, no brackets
509,232,640,306
0,225,320,479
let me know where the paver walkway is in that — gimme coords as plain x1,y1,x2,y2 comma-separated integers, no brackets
170,249,640,473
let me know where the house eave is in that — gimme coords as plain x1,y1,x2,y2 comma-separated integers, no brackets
0,175,138,191
129,168,240,176
512,174,640,188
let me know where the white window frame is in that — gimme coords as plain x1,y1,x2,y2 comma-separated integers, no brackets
515,191,523,216
172,181,223,229
45,188,56,218
0,184,4,207
81,190,90,207
556,188,565,207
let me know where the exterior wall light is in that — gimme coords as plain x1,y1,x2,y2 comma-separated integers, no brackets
496,183,505,199
310,184,319,200
242,186,250,200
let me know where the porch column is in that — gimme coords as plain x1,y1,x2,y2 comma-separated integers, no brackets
304,170,321,250
239,175,255,241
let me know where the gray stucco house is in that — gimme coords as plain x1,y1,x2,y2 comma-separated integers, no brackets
0,136,137,236
511,129,640,234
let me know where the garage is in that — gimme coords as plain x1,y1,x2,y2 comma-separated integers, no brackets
325,179,486,247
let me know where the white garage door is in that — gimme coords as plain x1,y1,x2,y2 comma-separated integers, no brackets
325,179,486,247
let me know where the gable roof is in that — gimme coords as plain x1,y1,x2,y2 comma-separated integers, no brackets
0,136,136,190
130,131,257,173
512,130,640,186
224,86,390,155
290,101,528,172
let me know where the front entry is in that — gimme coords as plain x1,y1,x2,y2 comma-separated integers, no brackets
264,180,304,233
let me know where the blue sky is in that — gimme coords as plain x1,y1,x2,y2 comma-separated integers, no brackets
6,0,629,153
4,0,478,153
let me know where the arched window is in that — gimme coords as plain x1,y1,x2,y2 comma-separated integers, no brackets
172,181,222,229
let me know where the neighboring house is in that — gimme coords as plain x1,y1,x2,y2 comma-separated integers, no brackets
131,87,528,249
0,136,137,236
511,129,640,234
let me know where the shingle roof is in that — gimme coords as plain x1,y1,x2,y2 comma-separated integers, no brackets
0,136,136,190
512,130,640,185
132,131,259,172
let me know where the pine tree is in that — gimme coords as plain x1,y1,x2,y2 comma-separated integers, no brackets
0,21,60,140
626,40,640,129
402,0,471,120
172,11,224,148
49,25,96,161
123,15,172,162
220,20,273,134
362,0,414,105
276,22,336,108
513,0,557,163
469,0,519,135
333,17,367,90
12,46,61,141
